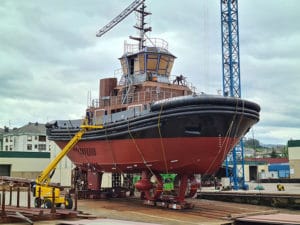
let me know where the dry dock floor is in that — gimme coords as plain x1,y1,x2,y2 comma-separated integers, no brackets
2,183,300,224
4,197,299,225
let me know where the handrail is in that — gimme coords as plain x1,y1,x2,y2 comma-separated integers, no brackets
90,89,186,109
124,38,169,54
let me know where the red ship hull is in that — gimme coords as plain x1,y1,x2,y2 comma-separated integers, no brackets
48,94,260,202
56,136,238,175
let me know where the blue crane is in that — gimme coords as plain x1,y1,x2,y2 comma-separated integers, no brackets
220,0,246,190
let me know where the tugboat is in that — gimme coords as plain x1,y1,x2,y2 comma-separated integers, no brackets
46,2,260,208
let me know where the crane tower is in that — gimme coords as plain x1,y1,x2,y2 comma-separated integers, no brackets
220,0,246,190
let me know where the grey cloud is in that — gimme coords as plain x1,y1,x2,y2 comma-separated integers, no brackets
0,0,299,145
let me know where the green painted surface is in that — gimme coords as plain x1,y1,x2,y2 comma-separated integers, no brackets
133,175,141,185
161,174,176,191
0,151,50,158
288,140,300,147
133,174,177,191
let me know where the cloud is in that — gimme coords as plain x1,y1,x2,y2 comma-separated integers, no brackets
0,0,299,145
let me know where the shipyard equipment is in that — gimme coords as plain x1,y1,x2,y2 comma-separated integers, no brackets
96,0,145,38
32,121,103,209
221,0,246,190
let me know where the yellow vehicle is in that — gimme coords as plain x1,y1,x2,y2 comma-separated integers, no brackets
32,121,103,209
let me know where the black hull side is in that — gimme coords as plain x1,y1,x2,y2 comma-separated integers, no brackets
47,95,260,142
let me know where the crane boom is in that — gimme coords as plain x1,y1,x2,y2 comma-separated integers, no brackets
96,0,145,37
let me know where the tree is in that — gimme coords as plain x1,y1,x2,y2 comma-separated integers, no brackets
244,138,260,149
270,149,278,158
282,146,289,158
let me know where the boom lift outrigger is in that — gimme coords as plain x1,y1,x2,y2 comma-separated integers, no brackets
32,120,103,209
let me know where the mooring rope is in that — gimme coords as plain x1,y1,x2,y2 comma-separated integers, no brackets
157,102,169,174
104,124,120,173
204,98,242,175
127,118,155,177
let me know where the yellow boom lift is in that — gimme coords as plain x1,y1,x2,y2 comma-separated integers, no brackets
32,121,103,209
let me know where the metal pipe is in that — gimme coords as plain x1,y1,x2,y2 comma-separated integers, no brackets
27,184,31,208
74,187,78,211
51,187,56,213
9,186,12,206
17,187,20,207
1,189,6,216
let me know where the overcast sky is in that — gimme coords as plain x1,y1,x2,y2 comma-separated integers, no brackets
1,0,299,145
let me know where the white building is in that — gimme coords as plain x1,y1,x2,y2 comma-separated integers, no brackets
2,122,49,152
0,122,74,186
288,140,300,179
48,141,74,186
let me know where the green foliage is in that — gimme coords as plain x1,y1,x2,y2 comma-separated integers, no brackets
282,146,289,158
270,149,278,158
244,138,260,149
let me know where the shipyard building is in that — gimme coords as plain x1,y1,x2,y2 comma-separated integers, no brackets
288,140,300,178
0,122,73,186
0,122,120,188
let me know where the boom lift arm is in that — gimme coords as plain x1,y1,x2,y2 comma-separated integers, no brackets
33,122,103,209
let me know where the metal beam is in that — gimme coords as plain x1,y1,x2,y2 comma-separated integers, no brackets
96,0,145,37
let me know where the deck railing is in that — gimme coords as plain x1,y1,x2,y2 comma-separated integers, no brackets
90,89,185,109
124,38,169,54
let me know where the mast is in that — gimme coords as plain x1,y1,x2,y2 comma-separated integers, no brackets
129,3,152,50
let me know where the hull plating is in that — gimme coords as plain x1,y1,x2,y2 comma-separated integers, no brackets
48,95,260,175
56,136,238,174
